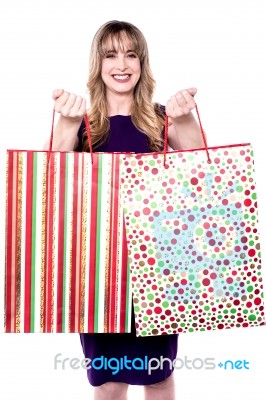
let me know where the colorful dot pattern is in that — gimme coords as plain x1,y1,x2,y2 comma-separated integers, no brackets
120,145,265,336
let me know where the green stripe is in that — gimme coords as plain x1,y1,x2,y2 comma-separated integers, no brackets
30,152,38,332
94,155,103,332
62,154,69,332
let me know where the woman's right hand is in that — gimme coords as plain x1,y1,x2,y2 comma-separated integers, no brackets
43,89,87,151
52,89,87,122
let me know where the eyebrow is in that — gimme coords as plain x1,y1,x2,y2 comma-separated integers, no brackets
106,49,136,54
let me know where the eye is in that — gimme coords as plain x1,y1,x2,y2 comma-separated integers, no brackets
105,51,116,58
128,52,137,58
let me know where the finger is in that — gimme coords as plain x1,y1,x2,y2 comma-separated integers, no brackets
79,98,87,115
54,91,71,112
60,93,79,115
187,87,197,97
52,88,64,100
55,92,81,116
167,96,184,118
181,90,196,109
77,99,87,118
68,96,86,117
171,93,191,115
174,92,187,109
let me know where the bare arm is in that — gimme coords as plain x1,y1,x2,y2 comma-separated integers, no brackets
43,89,87,151
165,88,204,150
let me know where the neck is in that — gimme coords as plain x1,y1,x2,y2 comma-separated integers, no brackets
106,91,134,116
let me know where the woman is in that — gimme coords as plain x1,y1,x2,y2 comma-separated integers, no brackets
50,20,203,400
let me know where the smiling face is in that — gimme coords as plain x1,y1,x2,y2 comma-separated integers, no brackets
101,35,141,98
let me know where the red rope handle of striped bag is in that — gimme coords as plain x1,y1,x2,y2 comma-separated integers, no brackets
49,108,55,153
84,113,93,164
49,109,94,164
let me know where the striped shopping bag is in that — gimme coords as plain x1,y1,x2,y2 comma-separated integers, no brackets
4,117,131,333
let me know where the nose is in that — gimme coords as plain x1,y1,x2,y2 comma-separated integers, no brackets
116,55,127,70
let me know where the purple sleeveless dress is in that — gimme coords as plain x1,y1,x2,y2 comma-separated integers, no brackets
77,115,178,386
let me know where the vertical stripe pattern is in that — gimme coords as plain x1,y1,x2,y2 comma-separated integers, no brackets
4,151,131,333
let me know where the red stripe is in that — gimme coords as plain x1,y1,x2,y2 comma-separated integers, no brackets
106,156,113,331
70,153,79,332
88,154,98,332
5,152,15,332
109,154,120,332
71,153,84,332
24,152,33,332
56,153,66,332
14,153,20,332
48,154,55,332
11,152,18,332
119,218,128,332
44,154,55,332
43,157,49,332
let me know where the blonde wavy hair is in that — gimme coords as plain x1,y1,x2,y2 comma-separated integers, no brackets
82,20,165,152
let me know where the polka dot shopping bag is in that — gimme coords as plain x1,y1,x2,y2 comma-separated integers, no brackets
120,106,265,336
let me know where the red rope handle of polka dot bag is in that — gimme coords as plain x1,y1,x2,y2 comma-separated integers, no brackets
163,104,211,167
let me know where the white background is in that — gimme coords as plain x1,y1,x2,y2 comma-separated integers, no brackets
0,0,265,399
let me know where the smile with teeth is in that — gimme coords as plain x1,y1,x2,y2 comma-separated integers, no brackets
113,74,131,81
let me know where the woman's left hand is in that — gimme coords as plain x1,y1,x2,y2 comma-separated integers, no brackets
165,87,197,119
